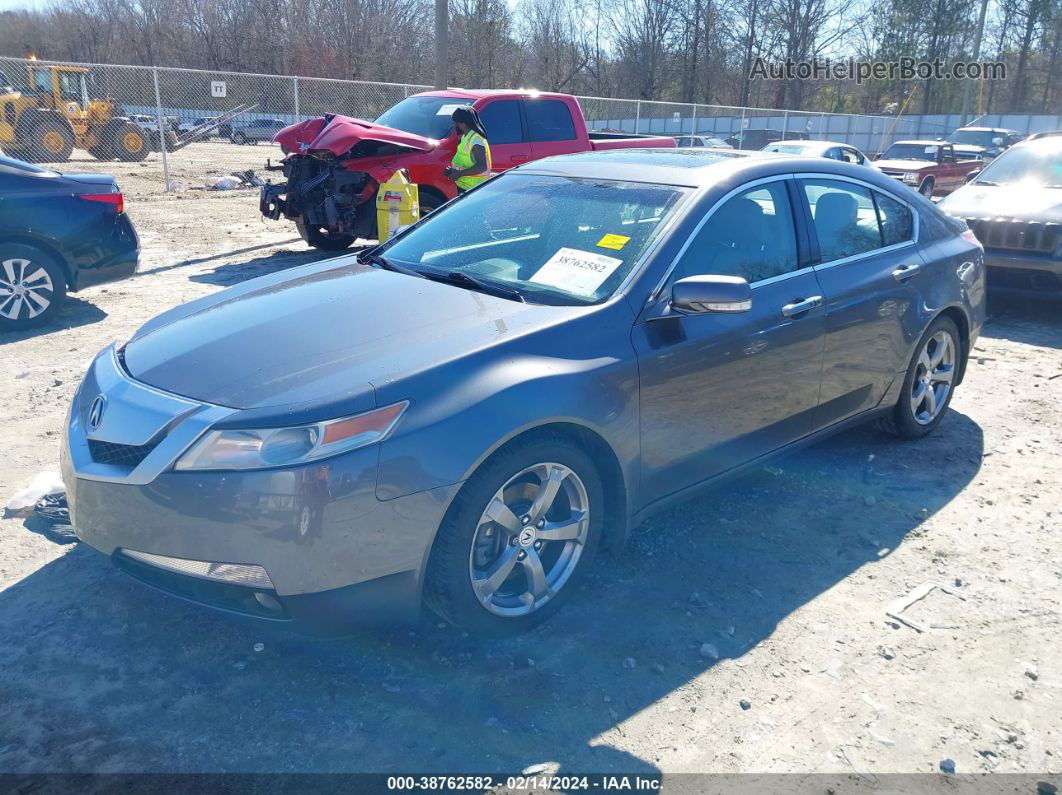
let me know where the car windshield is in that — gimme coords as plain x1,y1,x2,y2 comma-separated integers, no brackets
379,173,688,305
883,143,939,161
948,130,1000,147
975,143,1062,187
374,96,463,140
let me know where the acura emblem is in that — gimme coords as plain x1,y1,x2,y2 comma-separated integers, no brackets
88,395,107,431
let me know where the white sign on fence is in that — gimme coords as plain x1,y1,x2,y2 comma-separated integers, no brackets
210,80,227,98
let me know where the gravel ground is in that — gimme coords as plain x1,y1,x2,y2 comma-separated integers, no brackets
0,154,1060,780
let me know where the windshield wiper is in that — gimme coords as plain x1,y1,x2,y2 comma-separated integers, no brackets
975,179,1000,186
423,270,526,302
358,250,423,278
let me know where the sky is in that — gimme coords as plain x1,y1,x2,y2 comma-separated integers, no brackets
0,0,41,10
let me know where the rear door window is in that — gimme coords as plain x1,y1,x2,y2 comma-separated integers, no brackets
873,191,914,246
802,179,883,262
524,99,576,142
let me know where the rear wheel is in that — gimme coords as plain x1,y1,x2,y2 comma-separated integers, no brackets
111,122,149,161
918,177,935,198
295,217,356,251
424,435,604,636
0,244,67,331
877,315,961,439
232,131,247,145
22,116,74,163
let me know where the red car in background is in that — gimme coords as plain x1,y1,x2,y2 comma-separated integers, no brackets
874,140,983,198
261,90,677,249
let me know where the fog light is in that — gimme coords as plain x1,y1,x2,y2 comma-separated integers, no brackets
254,591,284,612
121,549,274,588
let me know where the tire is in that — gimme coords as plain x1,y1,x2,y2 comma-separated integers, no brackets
419,191,445,216
877,315,962,439
0,243,67,332
111,122,149,161
295,217,356,251
232,132,247,145
22,116,74,163
424,434,605,636
918,177,935,198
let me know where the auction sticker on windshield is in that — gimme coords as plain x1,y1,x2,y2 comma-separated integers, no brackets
530,247,623,297
596,233,631,250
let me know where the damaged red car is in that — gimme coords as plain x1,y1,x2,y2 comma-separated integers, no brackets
260,90,676,249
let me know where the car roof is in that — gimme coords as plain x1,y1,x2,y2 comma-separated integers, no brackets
764,140,847,153
890,140,949,146
517,147,906,190
1013,134,1062,151
956,127,1021,133
413,89,573,102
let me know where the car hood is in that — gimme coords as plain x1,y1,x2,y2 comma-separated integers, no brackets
874,159,935,171
122,259,577,414
938,184,1062,222
275,114,437,157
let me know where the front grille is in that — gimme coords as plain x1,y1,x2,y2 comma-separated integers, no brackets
986,266,1062,292
966,217,1061,253
88,439,158,468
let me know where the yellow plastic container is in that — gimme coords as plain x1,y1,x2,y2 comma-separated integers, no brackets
376,169,420,240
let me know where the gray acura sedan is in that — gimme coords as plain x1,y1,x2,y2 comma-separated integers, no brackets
62,149,986,635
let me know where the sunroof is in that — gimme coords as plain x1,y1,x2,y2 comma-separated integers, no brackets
559,148,753,169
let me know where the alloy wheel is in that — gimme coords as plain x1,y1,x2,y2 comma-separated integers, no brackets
0,258,55,322
468,462,590,617
910,329,956,425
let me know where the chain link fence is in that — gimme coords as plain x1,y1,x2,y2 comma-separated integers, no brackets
574,95,925,156
8,54,1054,195
0,55,430,191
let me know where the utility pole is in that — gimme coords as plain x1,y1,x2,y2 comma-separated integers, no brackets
434,0,448,90
960,0,990,125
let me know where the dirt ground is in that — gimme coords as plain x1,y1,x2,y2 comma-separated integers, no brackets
0,149,1060,783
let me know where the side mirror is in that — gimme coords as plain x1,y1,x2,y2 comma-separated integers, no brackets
670,275,751,314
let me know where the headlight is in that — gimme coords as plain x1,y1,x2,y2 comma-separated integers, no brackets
903,172,920,184
174,401,408,471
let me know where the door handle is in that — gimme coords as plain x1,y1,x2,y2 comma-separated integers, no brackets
781,295,822,318
510,155,529,162
892,263,921,281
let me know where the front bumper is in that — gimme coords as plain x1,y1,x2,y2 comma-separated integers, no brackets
62,346,459,631
983,249,1062,296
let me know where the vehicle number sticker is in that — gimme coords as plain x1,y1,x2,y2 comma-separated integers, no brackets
435,103,463,116
596,233,631,250
530,248,623,297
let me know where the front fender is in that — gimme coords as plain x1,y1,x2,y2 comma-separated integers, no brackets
374,328,640,506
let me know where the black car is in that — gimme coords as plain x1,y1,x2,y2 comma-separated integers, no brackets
939,135,1062,297
726,128,810,150
0,155,139,330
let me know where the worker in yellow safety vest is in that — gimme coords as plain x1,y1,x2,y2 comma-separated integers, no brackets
444,105,492,194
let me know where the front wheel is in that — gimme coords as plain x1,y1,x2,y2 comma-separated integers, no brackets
231,132,246,145
295,218,356,251
0,244,67,332
877,315,961,439
918,177,935,197
424,435,604,636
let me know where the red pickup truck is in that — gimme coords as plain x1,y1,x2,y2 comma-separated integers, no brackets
261,90,676,249
874,140,983,198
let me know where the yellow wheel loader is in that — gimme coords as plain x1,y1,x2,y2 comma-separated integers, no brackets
0,60,161,163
